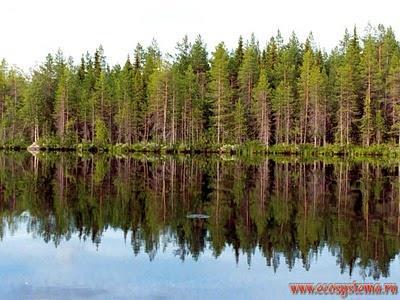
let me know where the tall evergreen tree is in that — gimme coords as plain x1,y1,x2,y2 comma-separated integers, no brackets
273,47,296,144
388,52,400,144
253,72,272,145
148,61,171,143
115,57,134,144
190,35,209,131
209,43,232,144
238,35,260,139
298,45,314,144
54,65,72,143
360,32,379,146
132,45,146,142
335,29,361,145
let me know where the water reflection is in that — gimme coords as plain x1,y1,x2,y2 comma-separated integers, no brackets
0,153,400,280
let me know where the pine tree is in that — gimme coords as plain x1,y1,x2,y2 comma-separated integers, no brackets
209,42,232,144
22,54,57,142
132,44,146,142
253,72,272,145
175,35,191,73
76,55,93,141
54,66,72,143
388,52,400,144
116,57,134,144
91,70,109,142
233,98,246,144
309,63,325,146
275,32,301,144
298,46,314,144
335,29,361,145
143,41,162,141
228,36,244,109
238,35,259,139
377,25,398,125
179,65,201,143
173,37,193,143
148,60,171,143
274,47,295,144
0,60,8,141
361,92,373,146
360,32,379,146
263,36,279,90
4,67,26,142
375,109,385,144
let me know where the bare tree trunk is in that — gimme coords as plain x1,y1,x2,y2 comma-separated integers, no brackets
217,75,221,144
92,103,95,142
339,80,344,146
163,81,168,143
304,82,309,144
12,78,17,141
314,91,318,147
171,90,175,144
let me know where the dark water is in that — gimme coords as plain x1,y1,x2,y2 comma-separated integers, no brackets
0,153,400,299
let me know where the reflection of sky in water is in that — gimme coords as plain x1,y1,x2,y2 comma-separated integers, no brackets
0,225,399,300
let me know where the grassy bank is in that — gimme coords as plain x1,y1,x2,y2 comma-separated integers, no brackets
4,140,400,158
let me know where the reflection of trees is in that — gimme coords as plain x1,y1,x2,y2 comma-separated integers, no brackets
0,153,399,278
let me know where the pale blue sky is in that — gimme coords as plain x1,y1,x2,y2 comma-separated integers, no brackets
2,0,400,70
0,225,397,299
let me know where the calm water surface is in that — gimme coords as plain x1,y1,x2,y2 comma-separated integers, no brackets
0,153,399,299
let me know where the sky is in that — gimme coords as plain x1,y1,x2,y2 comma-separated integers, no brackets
1,225,399,299
2,0,400,70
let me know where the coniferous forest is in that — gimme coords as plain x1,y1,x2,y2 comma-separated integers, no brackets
3,24,400,153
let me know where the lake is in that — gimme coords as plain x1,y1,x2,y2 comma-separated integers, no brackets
0,153,399,299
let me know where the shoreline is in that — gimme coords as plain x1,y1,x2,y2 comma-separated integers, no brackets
4,142,400,158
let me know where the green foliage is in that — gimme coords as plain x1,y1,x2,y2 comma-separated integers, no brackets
94,118,109,146
3,25,400,153
209,42,232,144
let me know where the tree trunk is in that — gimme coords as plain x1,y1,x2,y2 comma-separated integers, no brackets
163,80,168,143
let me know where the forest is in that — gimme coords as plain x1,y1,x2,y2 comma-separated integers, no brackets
2,24,400,152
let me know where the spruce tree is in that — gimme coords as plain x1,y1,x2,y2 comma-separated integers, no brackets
132,44,146,142
190,35,209,132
